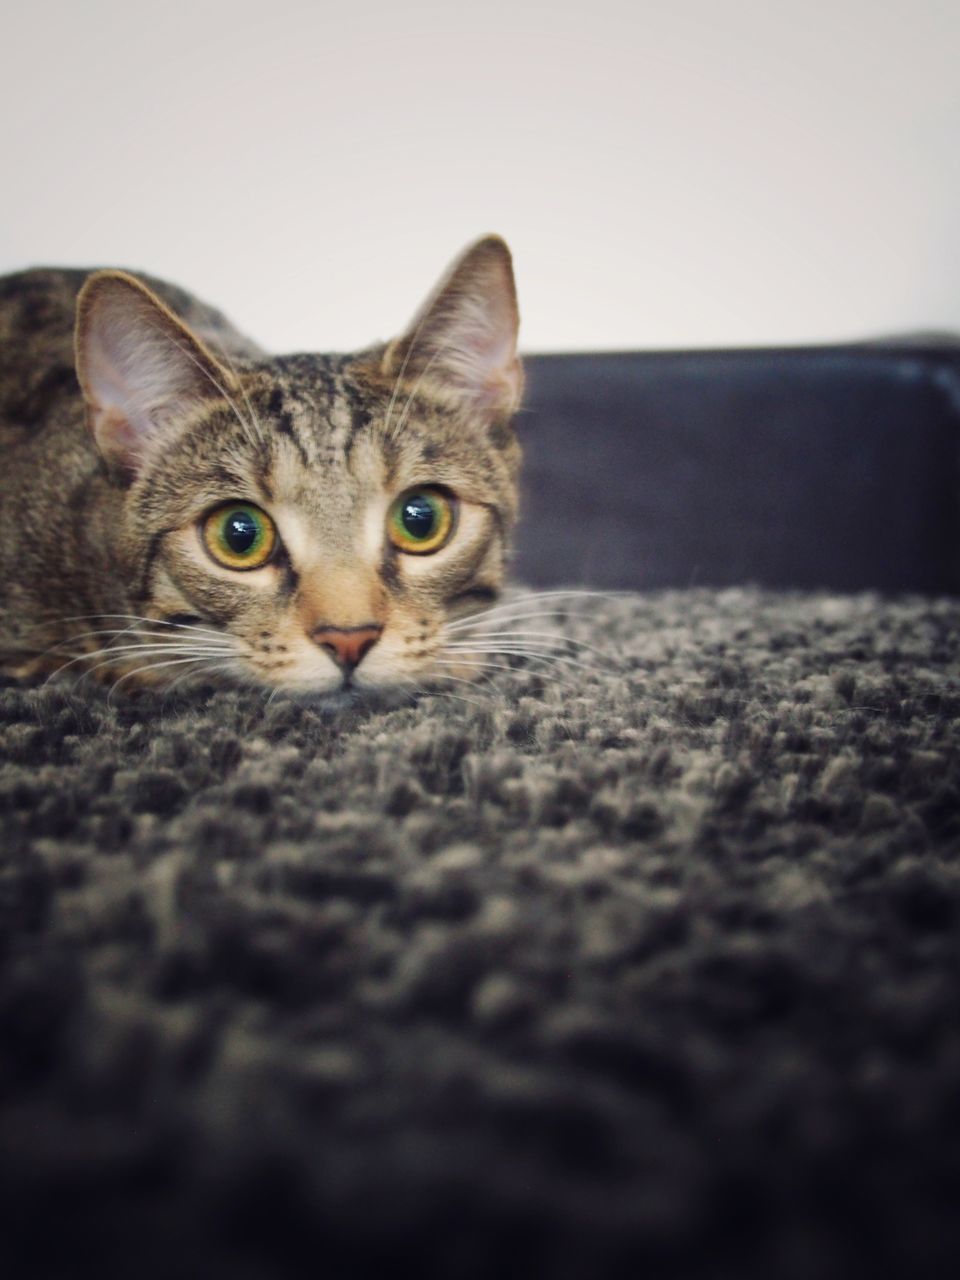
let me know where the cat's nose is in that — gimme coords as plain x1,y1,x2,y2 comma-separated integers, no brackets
310,624,383,673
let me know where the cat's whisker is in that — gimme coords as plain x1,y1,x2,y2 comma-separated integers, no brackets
57,632,235,655
431,665,572,699
56,654,233,690
382,276,461,442
441,645,609,677
399,668,488,711
445,645,609,665
419,679,493,711
444,637,601,656
389,337,456,444
163,657,241,695
442,625,611,664
56,613,229,642
147,322,263,452
36,636,240,687
430,659,568,691
442,609,605,634
106,654,228,705
451,588,629,611
441,628,618,666
52,628,232,651
444,610,571,632
74,642,233,660
45,641,236,685
25,633,128,665
432,654,563,676
442,588,630,630
262,681,286,711
382,309,430,440
12,624,145,676
205,336,269,449
40,609,248,691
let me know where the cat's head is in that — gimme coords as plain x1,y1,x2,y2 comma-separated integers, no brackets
74,236,523,693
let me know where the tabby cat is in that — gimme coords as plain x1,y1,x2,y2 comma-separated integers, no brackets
0,237,523,694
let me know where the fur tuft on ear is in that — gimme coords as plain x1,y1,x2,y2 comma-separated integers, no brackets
384,235,523,419
75,270,235,479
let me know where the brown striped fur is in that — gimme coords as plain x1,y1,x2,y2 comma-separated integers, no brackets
0,238,522,693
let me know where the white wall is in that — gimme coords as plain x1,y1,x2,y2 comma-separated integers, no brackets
3,0,959,353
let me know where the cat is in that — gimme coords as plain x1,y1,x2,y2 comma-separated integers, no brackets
0,237,524,695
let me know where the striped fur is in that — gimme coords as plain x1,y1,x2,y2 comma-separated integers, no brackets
0,239,523,693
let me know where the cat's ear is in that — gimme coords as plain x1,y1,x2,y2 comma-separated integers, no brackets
75,270,234,479
384,235,522,419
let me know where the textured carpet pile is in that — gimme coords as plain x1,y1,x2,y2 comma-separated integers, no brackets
2,588,960,1279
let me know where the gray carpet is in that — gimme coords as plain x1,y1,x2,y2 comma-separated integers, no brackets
2,588,960,1279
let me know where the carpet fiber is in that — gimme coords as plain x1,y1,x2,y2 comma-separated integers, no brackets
2,588,960,1279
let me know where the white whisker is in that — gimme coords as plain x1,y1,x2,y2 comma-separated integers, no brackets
163,657,240,694
432,655,579,685
54,628,232,650
443,588,630,630
147,322,263,452
442,645,608,676
106,654,227,703
205,335,268,448
443,608,613,634
444,610,573,632
56,613,228,641
441,628,617,665
389,337,456,443
382,312,430,439
45,641,235,685
431,658,569,688
421,683,491,710
400,669,491,711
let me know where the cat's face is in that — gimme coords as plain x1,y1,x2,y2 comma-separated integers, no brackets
74,237,522,693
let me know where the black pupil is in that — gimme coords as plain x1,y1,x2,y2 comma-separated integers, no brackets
402,496,436,539
225,510,258,554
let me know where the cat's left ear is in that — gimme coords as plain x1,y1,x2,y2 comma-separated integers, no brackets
383,235,523,419
75,270,235,480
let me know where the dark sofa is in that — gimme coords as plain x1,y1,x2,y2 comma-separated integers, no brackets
2,341,959,1280
518,343,960,594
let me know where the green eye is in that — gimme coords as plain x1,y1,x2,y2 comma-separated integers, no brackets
202,503,277,570
388,488,455,554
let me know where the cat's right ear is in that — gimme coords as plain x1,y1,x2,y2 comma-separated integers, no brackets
381,235,523,421
75,271,234,480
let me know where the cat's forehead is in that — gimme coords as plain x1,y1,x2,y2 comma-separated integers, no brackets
256,354,371,444
249,353,498,495
243,355,374,489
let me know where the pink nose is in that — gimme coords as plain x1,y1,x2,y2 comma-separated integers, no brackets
311,624,382,673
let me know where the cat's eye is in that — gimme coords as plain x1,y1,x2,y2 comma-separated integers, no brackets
388,488,455,555
202,502,277,570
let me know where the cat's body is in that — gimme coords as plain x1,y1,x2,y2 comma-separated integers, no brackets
0,239,523,693
0,269,265,673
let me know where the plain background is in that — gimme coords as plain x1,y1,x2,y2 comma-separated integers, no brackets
2,0,959,354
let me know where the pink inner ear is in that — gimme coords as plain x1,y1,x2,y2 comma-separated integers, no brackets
462,310,522,413
93,405,146,474
77,274,231,476
84,326,139,420
80,316,161,475
420,272,520,413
